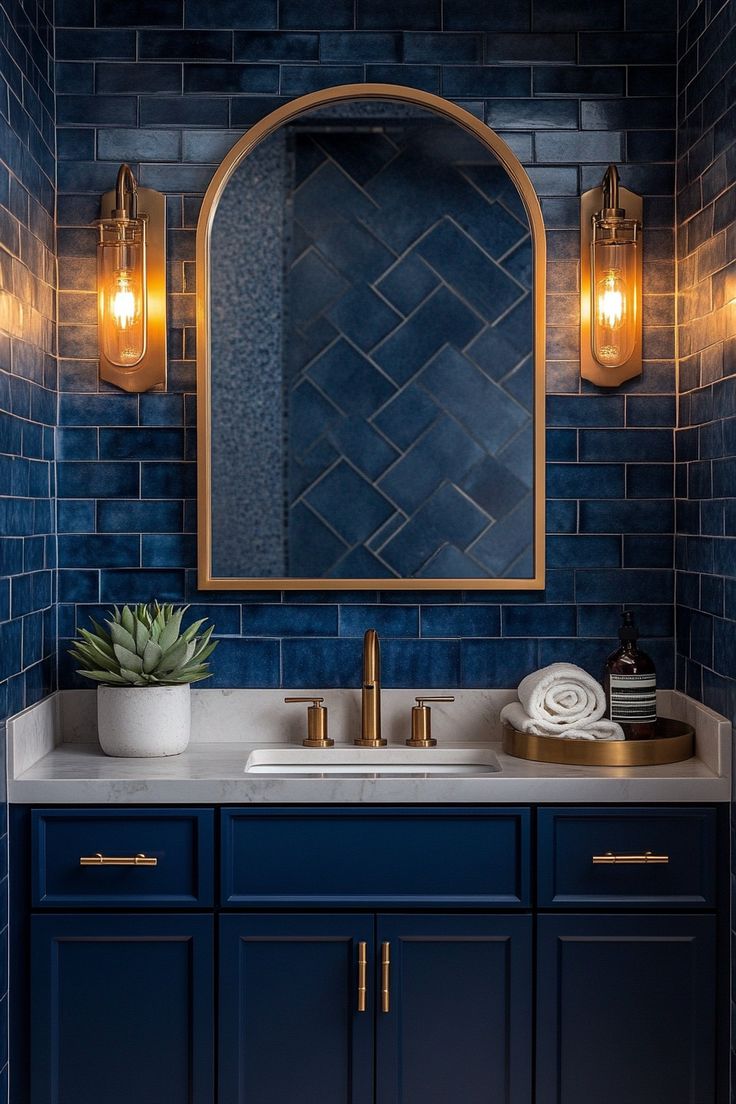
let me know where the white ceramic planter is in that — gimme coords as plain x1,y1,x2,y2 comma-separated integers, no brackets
97,684,191,757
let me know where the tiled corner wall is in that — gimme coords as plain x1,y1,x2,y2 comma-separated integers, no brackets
0,0,56,1092
674,0,736,1084
54,0,679,691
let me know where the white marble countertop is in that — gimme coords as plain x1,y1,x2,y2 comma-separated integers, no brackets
7,688,731,804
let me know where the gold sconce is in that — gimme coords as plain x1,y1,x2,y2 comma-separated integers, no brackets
96,163,167,392
580,164,642,387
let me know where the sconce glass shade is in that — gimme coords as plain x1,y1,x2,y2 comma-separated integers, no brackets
590,215,638,369
97,217,147,368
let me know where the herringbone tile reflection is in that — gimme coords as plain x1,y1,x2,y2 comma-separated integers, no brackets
286,125,534,579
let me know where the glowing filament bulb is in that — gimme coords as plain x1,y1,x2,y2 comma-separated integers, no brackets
111,272,137,330
597,272,626,331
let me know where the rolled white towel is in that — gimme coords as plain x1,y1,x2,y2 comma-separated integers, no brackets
517,662,606,731
500,700,625,741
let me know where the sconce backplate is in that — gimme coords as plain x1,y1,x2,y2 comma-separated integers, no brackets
99,185,167,393
580,183,643,388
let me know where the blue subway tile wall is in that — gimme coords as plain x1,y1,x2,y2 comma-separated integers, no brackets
0,0,56,1094
53,0,679,690
674,0,736,1083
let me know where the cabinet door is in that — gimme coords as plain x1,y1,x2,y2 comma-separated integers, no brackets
376,913,532,1104
537,914,717,1104
219,914,374,1104
31,914,214,1104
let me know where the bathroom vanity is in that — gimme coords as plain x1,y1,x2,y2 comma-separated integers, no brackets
7,689,731,1104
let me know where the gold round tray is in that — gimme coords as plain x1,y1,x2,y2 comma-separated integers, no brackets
502,717,695,767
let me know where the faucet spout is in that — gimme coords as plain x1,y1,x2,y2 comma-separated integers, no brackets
355,628,387,747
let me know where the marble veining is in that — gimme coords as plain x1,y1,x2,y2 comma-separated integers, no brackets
7,688,731,805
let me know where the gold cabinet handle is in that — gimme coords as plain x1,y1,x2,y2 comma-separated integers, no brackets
357,942,367,1012
79,853,158,867
381,941,391,1013
592,851,669,865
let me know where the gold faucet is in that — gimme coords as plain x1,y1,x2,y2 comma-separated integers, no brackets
355,628,386,747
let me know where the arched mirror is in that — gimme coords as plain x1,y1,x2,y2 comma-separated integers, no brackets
197,84,545,590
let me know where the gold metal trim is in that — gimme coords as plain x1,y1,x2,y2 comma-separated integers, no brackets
79,853,158,866
357,941,368,1012
592,852,669,865
406,695,455,748
196,84,546,590
580,180,643,388
502,718,694,767
381,941,391,1013
99,185,167,393
284,696,334,748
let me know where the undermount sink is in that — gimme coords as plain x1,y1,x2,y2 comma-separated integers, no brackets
244,747,501,777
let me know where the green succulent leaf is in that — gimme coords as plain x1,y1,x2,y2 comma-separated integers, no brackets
109,621,137,654
77,669,129,684
135,620,150,656
142,639,163,674
121,605,136,637
113,644,144,674
158,608,185,654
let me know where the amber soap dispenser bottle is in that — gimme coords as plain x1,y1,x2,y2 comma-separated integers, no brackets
604,611,657,739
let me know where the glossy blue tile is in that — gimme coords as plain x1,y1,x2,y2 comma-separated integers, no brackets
420,605,500,638
444,0,530,31
337,605,417,637
59,534,140,569
579,429,673,462
57,462,139,499
280,0,353,29
242,604,338,637
461,638,538,687
576,569,674,604
57,500,95,533
141,534,197,567
100,568,186,603
503,604,577,637
580,500,674,534
320,31,399,60
99,428,184,461
282,638,362,687
183,63,278,93
547,463,625,499
623,534,673,568
206,638,281,688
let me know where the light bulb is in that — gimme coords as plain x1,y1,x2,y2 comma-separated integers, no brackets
596,272,626,331
111,272,137,330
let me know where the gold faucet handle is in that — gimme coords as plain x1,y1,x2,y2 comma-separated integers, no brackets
407,696,455,748
284,697,334,748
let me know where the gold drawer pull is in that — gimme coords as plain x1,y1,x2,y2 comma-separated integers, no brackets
381,941,391,1013
79,853,158,867
593,851,669,865
357,942,367,1012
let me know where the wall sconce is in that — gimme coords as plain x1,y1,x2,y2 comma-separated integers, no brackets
580,164,642,387
97,164,167,392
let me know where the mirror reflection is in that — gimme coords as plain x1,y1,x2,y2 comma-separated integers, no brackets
206,95,541,584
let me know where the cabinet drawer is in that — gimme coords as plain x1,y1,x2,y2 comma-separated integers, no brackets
31,809,214,908
221,807,530,907
537,807,717,908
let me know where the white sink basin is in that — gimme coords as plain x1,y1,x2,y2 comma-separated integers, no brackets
244,747,501,777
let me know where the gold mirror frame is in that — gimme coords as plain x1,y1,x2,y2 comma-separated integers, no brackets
196,84,546,590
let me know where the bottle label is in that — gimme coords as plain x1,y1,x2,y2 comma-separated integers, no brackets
609,674,657,724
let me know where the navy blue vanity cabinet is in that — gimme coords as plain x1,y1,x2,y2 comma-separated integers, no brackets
219,914,375,1104
536,914,717,1104
376,914,532,1104
12,803,727,1104
31,914,214,1104
536,808,722,1104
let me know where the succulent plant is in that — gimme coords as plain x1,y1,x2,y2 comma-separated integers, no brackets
70,602,217,687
